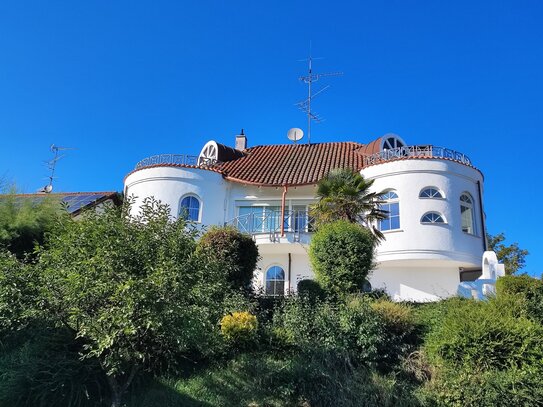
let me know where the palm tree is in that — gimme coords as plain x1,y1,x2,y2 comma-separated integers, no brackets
310,168,388,240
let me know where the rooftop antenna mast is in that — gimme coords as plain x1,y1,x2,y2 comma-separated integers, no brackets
39,144,75,193
297,44,342,144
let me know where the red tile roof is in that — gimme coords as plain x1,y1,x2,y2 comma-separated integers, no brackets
218,141,367,186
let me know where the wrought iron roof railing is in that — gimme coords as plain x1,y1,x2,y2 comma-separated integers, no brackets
134,154,220,170
362,145,472,167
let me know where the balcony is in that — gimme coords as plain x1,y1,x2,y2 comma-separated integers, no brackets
362,145,472,167
227,210,315,243
134,154,221,170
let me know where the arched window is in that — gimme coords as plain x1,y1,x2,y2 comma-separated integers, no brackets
378,190,400,231
421,212,445,224
460,193,475,234
419,187,444,199
266,266,285,296
381,134,406,151
179,195,201,222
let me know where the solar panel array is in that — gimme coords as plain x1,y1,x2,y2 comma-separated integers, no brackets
9,193,111,214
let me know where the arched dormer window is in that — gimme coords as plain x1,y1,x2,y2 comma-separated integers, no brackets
179,195,201,222
265,266,285,296
419,187,444,199
378,190,400,231
421,212,446,224
460,193,475,234
381,134,406,151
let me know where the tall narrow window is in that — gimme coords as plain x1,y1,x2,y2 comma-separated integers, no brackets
266,266,285,296
378,191,400,231
179,195,201,222
460,193,475,234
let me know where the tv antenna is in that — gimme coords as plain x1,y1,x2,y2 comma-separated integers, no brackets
296,45,342,144
38,144,75,193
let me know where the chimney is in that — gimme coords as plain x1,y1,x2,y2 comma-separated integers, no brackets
235,129,247,150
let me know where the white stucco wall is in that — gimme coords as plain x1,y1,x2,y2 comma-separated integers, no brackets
124,166,227,225
369,265,460,302
362,159,485,268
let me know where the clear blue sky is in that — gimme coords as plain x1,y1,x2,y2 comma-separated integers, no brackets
0,1,541,276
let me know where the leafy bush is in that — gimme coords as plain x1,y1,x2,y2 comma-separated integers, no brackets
0,191,64,259
0,326,107,407
196,226,259,290
309,220,375,297
273,295,385,364
220,311,258,345
422,296,543,405
371,300,415,336
297,279,325,300
496,274,543,297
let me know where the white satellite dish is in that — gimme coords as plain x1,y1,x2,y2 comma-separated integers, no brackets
287,128,304,143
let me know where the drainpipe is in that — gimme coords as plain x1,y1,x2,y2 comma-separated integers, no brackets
288,252,292,293
477,180,487,251
280,185,288,236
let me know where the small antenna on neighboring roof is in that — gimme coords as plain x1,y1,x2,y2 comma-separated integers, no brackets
296,42,342,144
37,144,75,193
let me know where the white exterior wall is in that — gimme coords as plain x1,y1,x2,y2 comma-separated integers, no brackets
362,159,485,301
124,167,227,225
122,156,487,302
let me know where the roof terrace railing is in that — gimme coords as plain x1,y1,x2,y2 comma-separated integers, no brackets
134,154,221,170
362,145,472,167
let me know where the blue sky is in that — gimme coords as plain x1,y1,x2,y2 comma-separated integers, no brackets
0,1,541,275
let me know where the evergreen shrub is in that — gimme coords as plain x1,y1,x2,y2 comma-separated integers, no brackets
197,226,259,290
309,220,375,297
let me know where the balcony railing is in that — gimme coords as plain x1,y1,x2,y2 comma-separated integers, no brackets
134,154,221,170
227,210,316,242
362,145,472,167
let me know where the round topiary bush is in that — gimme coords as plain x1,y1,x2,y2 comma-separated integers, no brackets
309,220,375,297
297,279,325,301
197,226,259,290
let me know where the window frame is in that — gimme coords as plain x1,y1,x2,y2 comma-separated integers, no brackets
265,265,286,296
460,192,476,235
178,194,202,223
420,211,446,224
419,187,444,199
378,190,401,232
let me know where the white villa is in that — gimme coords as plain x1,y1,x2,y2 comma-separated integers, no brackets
124,132,503,302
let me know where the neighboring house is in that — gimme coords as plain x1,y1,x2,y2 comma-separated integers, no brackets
124,132,501,301
6,192,120,219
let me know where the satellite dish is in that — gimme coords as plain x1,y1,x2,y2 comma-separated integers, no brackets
287,128,304,143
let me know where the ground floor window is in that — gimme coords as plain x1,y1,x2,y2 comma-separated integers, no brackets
266,265,285,296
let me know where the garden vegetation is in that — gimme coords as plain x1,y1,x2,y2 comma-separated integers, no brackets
0,193,540,406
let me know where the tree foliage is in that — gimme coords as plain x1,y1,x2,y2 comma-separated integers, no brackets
35,198,234,407
196,226,259,291
311,168,387,239
0,191,63,259
309,220,376,297
487,232,529,275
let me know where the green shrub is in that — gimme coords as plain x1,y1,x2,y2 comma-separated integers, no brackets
220,311,258,346
426,298,543,371
197,226,259,290
371,300,415,336
422,297,543,405
309,220,375,297
273,295,385,364
297,279,325,301
496,274,543,297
